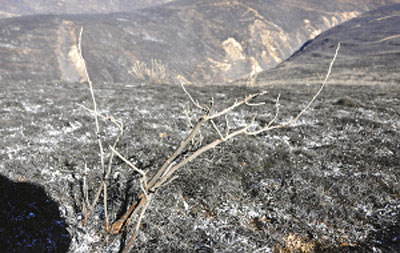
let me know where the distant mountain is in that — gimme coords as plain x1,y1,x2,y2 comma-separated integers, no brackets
0,0,399,84
258,4,400,86
0,0,174,19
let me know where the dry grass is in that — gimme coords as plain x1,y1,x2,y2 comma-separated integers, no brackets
130,58,168,84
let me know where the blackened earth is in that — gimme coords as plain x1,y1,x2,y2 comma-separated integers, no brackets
0,81,399,252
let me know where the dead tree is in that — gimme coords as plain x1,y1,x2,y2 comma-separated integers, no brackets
76,27,340,252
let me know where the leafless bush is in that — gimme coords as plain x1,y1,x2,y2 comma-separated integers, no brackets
76,27,340,252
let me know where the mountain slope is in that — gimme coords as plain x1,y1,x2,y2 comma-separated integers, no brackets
0,0,399,84
258,4,400,86
0,0,174,19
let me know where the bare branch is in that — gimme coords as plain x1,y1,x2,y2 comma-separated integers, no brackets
110,147,146,177
78,27,107,226
78,27,105,176
78,103,124,231
160,162,174,179
211,119,225,140
265,93,281,129
122,196,152,253
103,116,123,232
103,182,109,231
78,27,126,232
111,117,207,235
208,91,267,120
82,163,90,213
245,100,265,107
161,175,180,188
140,178,149,201
184,107,193,129
247,43,340,135
180,81,204,110
285,43,340,125
146,117,206,191
153,117,256,190
81,180,103,225
225,115,230,136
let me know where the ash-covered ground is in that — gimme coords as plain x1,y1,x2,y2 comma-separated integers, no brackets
0,81,399,252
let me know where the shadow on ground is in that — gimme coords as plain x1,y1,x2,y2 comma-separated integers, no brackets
0,174,71,252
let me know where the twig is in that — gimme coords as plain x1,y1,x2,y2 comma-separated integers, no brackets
78,27,106,226
265,93,280,129
78,27,105,175
225,115,230,136
247,42,340,135
146,117,207,191
208,91,267,120
180,81,204,110
103,117,123,232
122,195,152,253
81,180,103,225
82,162,90,213
110,146,146,177
211,120,225,140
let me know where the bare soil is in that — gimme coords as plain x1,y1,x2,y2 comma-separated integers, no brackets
0,81,399,252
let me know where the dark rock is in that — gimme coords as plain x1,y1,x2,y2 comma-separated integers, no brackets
334,96,363,107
